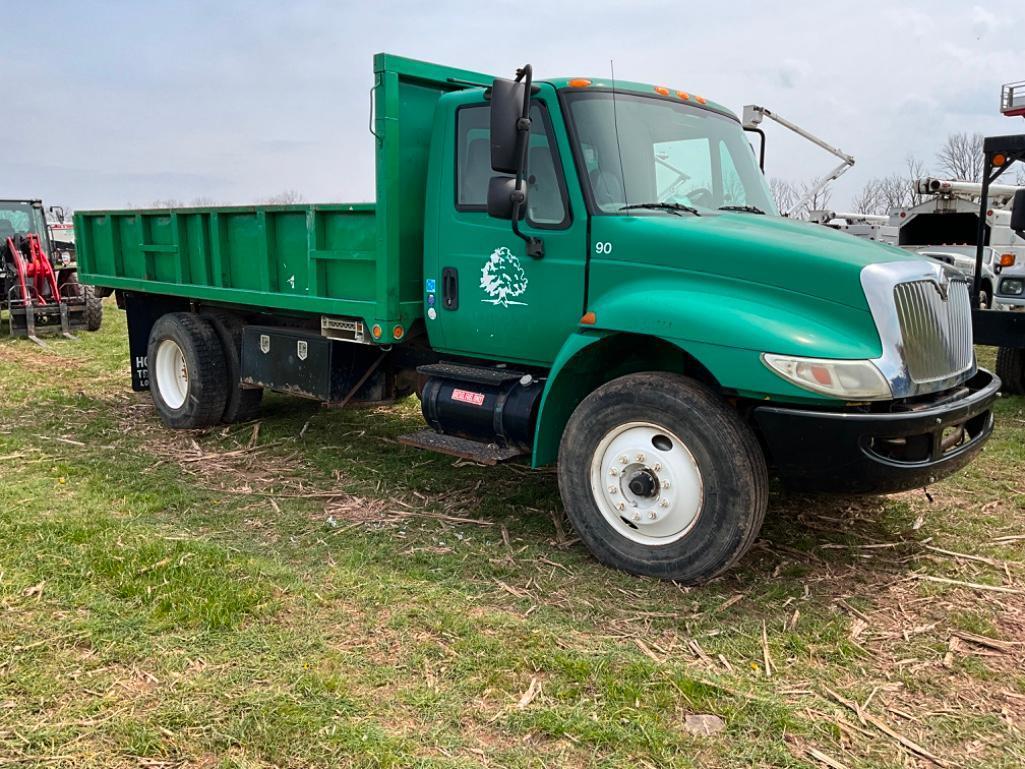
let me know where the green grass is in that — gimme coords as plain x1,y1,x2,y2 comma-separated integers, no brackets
1,306,1023,768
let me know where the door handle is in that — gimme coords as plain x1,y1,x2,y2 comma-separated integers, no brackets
442,267,459,310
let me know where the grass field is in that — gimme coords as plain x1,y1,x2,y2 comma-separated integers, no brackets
1,305,1023,768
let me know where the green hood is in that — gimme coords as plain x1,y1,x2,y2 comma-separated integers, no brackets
591,211,913,313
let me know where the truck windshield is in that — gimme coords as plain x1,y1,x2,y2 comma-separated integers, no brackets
564,91,777,216
0,202,44,239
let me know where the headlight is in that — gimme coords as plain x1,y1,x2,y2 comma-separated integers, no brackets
762,353,892,400
1000,278,1024,296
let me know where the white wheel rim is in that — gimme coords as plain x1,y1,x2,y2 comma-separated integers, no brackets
154,339,189,410
589,421,703,546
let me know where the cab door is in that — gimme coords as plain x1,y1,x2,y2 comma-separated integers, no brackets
428,90,587,367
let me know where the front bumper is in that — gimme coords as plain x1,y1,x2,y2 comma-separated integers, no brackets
752,369,999,494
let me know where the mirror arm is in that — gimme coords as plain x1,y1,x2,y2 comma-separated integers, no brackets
510,189,544,258
510,65,544,258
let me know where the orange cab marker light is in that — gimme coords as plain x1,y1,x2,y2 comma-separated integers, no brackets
676,90,690,100
999,253,1016,267
695,95,707,105
371,324,383,339
654,86,670,96
993,153,1006,167
568,78,591,88
580,311,597,325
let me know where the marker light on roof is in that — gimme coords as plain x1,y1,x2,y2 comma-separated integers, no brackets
695,95,707,104
676,91,690,100
654,86,670,96
568,79,591,88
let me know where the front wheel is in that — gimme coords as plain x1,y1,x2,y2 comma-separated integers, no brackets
996,346,1025,394
558,372,768,583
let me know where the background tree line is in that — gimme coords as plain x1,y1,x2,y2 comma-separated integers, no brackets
772,132,1025,218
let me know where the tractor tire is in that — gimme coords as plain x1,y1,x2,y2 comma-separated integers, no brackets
201,309,263,423
147,312,229,429
84,286,103,331
62,272,104,331
996,346,1025,395
557,372,768,584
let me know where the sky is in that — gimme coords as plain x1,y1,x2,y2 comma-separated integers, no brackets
3,0,1023,211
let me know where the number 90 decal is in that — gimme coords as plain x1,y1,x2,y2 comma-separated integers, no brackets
594,241,613,254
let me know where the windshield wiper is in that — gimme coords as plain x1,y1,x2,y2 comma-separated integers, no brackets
718,205,765,214
620,202,701,216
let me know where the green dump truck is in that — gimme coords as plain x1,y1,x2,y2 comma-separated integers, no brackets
76,54,999,583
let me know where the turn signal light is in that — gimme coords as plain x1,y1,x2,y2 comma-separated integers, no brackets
580,311,597,325
371,324,382,339
392,324,405,339
568,78,591,88
999,253,1016,267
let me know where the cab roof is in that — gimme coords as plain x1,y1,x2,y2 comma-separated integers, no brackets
543,77,737,121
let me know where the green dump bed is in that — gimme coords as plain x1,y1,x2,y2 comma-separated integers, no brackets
75,54,493,337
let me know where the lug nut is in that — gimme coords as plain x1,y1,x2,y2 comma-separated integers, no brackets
636,453,646,462
660,499,670,508
609,467,619,477
662,480,670,489
653,463,662,472
632,513,640,522
648,511,657,520
617,502,625,511
608,486,618,495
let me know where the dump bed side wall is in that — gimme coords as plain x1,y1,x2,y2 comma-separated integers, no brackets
76,205,383,319
76,54,494,335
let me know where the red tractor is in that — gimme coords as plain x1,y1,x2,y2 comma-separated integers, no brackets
0,199,102,344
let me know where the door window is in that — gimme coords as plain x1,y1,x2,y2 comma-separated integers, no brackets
456,105,569,227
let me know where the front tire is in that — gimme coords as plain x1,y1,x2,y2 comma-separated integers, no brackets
558,372,768,583
147,313,228,429
996,346,1025,394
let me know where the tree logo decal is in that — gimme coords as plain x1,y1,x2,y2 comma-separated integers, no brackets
480,246,529,307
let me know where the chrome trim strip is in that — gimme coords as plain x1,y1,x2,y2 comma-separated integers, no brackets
860,260,976,398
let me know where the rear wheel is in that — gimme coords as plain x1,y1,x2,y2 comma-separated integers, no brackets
996,346,1025,394
201,309,263,423
558,372,768,583
147,313,228,429
84,286,103,331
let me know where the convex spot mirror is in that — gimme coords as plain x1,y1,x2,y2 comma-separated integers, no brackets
487,176,526,221
490,78,526,174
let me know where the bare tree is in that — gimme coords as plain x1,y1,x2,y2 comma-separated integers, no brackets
855,155,931,214
936,132,983,182
795,181,831,218
853,179,885,214
769,177,797,214
262,189,305,205
150,198,185,208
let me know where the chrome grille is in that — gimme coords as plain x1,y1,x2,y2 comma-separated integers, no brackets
893,278,973,384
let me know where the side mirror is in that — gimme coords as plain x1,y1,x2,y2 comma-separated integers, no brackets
490,78,527,174
486,176,525,220
484,64,544,259
48,205,65,223
1012,188,1025,239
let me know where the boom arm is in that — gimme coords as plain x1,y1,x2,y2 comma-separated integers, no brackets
743,104,855,217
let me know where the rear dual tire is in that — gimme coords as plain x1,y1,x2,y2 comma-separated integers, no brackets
558,372,768,584
147,311,262,429
148,313,229,429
